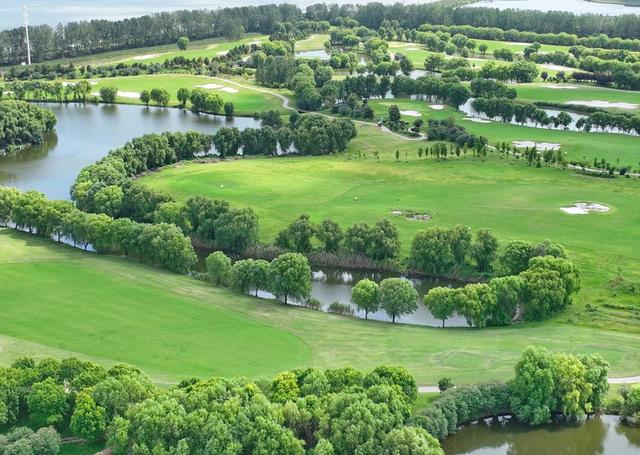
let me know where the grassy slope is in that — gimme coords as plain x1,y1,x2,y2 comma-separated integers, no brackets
3,228,640,385
140,126,640,332
366,98,640,165
89,74,288,114
0,229,309,382
295,34,331,52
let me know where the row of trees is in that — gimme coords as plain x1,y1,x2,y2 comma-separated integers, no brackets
0,187,197,273
425,118,489,150
351,277,419,322
0,101,56,153
425,254,580,327
0,4,303,65
417,23,640,52
412,347,609,439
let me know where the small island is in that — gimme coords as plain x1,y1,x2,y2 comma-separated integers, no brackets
0,100,56,155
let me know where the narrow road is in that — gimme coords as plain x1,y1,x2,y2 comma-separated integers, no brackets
418,376,640,394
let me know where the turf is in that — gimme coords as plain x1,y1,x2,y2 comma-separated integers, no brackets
0,229,309,382
89,74,288,114
140,125,640,332
4,229,640,386
295,34,331,51
366,98,640,164
514,83,640,112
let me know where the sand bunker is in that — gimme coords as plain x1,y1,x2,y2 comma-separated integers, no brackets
62,81,97,87
541,64,575,71
216,51,229,56
219,87,239,93
560,202,610,215
505,42,531,46
392,210,431,222
565,100,638,110
542,84,579,89
133,54,159,60
118,91,141,99
406,47,420,51
463,117,491,124
399,110,422,117
195,83,223,90
512,141,560,151
430,104,444,110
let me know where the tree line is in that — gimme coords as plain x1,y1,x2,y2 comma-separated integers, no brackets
0,4,303,65
0,355,443,454
0,101,56,154
412,346,609,439
0,187,197,273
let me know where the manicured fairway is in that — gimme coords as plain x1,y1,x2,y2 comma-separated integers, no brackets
3,228,640,385
366,98,640,164
514,83,640,112
0,229,309,382
89,74,289,114
141,126,640,331
295,34,330,51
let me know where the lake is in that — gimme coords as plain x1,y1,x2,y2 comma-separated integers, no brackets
441,415,640,455
0,103,262,200
469,0,640,15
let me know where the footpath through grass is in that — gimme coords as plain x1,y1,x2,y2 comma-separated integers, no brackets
3,228,640,385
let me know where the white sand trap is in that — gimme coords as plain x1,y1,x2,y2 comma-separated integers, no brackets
430,104,444,110
133,54,159,60
512,141,560,151
400,110,422,117
63,81,97,87
560,202,610,215
406,47,420,51
463,117,491,124
565,100,638,110
542,84,579,89
195,83,223,90
91,92,99,97
216,51,229,56
118,91,141,99
541,64,575,71
219,87,239,93
505,41,531,46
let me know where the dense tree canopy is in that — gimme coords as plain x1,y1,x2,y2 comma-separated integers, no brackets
0,101,56,153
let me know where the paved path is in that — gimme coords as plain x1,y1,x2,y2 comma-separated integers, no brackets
418,376,640,394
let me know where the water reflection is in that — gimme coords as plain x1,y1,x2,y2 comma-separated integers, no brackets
441,415,640,455
0,103,263,199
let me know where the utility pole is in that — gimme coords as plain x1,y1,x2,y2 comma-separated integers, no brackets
24,5,32,65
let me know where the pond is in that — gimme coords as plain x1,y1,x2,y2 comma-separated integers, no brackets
0,103,263,200
194,248,469,327
441,415,640,455
467,0,640,15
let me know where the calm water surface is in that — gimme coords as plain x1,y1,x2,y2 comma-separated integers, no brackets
0,103,262,199
469,0,640,15
442,415,640,455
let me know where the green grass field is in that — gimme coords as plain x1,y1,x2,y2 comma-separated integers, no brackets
295,34,330,51
514,83,640,112
140,126,640,333
0,34,268,70
88,74,289,114
365,98,640,165
3,228,640,386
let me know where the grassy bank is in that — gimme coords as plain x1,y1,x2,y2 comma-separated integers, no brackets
3,228,640,385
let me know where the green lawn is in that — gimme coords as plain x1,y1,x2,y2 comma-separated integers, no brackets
366,98,640,165
0,34,268,70
295,34,330,51
141,125,640,333
514,83,640,112
3,228,640,386
88,74,288,114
